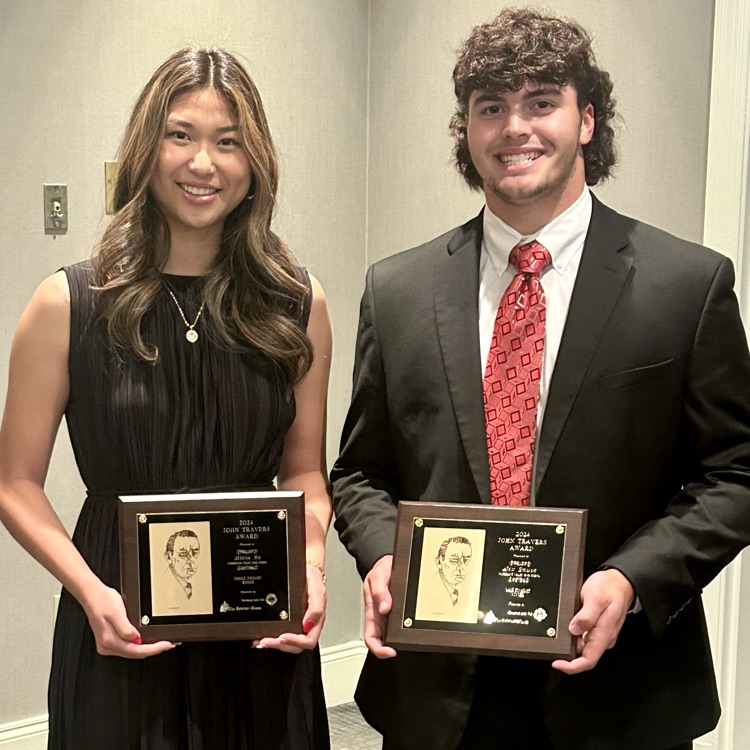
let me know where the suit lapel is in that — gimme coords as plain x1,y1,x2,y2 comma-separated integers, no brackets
434,212,492,503
535,197,634,495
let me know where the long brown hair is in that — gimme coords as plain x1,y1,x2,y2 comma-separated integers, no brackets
93,48,312,385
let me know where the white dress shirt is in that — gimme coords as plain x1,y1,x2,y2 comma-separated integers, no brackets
479,187,593,430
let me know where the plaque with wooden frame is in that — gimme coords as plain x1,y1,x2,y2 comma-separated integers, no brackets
385,502,587,659
118,491,306,643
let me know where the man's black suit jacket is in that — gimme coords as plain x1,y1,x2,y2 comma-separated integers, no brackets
331,197,750,750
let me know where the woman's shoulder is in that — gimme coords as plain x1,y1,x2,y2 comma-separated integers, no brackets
61,258,97,284
59,258,99,307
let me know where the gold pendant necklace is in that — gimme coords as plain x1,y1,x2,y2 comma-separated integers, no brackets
162,282,206,343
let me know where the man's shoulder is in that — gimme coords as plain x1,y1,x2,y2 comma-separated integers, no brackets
595,198,726,267
368,213,482,284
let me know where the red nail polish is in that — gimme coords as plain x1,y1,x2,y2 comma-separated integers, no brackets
303,619,314,634
131,635,142,645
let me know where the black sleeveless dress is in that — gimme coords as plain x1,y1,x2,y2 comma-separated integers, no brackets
48,261,329,750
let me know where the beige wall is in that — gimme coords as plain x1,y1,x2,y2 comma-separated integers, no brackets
0,0,727,736
367,0,713,268
0,0,368,724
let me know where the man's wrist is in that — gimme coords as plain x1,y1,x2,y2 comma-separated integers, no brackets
600,565,638,612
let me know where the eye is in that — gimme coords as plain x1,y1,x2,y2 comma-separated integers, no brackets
480,104,501,116
166,130,190,142
218,137,241,148
532,100,556,112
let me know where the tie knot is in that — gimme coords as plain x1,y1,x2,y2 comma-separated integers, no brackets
509,241,551,275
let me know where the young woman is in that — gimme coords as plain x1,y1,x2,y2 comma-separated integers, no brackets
0,48,332,749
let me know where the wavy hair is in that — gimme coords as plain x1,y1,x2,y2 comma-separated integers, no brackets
93,47,312,386
451,7,617,190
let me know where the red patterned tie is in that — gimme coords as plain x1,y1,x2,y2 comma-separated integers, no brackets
484,241,551,506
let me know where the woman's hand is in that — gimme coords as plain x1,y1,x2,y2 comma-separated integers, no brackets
252,561,327,653
81,583,177,659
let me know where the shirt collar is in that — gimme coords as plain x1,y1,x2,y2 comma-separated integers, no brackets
482,186,592,276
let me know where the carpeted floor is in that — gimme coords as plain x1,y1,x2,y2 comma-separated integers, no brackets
328,702,381,750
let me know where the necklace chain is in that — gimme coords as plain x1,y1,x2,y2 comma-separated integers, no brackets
162,281,206,343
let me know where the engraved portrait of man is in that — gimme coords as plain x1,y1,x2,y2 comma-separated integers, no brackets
436,536,472,606
165,529,200,599
149,521,213,617
415,528,485,624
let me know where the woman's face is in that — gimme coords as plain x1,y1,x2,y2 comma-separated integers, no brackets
149,87,252,246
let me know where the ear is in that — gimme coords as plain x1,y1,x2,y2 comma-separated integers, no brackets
580,103,595,146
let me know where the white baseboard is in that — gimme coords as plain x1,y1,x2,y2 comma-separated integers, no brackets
321,639,367,707
0,640,367,747
0,715,47,749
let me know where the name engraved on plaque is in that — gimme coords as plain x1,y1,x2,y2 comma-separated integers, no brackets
214,515,287,619
224,522,272,611
480,524,564,636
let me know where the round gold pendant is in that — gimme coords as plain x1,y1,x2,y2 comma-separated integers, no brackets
186,329,199,343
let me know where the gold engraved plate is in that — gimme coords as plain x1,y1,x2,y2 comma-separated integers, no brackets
186,329,199,343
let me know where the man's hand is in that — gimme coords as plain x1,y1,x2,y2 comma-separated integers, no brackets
363,555,397,659
551,568,634,675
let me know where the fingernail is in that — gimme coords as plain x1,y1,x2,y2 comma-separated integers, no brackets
255,644,265,649
131,635,142,645
303,619,314,634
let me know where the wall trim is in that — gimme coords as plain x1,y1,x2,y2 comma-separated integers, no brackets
703,1,750,749
704,0,750,277
321,639,368,707
0,715,47,747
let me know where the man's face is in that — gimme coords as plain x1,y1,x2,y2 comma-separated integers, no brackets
437,541,472,587
167,536,200,581
466,83,594,222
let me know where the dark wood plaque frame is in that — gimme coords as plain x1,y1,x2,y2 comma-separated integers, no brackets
386,502,587,659
118,491,306,642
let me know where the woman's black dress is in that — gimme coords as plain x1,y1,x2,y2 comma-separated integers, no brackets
47,262,329,749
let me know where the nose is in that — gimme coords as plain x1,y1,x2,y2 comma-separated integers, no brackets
189,146,215,175
502,111,531,139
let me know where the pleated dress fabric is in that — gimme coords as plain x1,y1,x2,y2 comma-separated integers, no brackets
47,261,329,750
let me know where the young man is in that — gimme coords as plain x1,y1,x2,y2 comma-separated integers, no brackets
331,8,750,750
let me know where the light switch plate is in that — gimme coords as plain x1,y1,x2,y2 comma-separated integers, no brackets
44,183,68,235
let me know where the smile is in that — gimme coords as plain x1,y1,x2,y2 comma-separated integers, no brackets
497,152,542,165
180,183,219,196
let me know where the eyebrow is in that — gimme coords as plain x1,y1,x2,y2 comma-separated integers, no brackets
167,118,240,134
472,86,563,105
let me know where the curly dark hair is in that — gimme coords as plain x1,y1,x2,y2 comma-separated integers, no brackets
451,8,617,189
